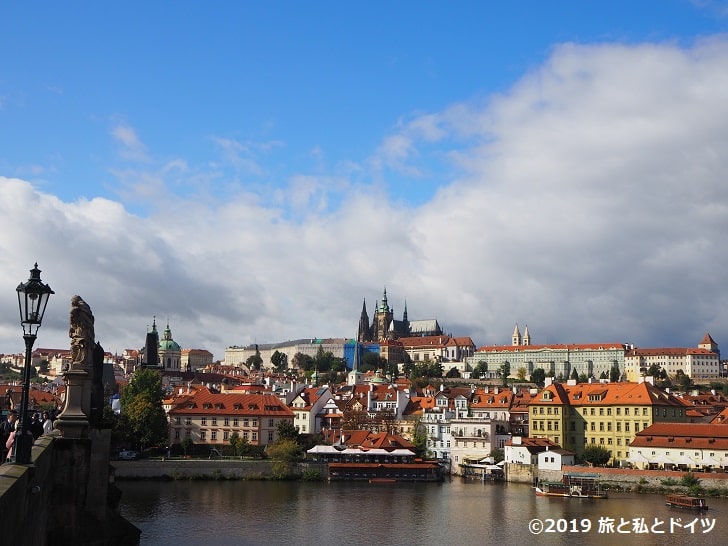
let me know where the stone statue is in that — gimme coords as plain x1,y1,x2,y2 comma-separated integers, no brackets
69,295,95,371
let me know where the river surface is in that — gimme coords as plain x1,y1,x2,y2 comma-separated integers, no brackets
118,479,728,546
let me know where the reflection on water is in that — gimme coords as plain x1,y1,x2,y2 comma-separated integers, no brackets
118,479,728,546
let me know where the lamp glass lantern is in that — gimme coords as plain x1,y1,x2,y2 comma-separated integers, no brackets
12,263,53,464
17,263,54,337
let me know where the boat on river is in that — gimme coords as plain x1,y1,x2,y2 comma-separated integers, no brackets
535,473,607,499
665,494,708,510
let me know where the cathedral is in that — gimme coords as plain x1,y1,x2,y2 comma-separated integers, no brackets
357,288,443,343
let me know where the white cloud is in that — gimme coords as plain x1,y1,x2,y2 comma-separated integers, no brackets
111,122,150,163
3,37,728,361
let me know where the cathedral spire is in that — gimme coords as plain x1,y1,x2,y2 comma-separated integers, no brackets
512,323,522,346
358,299,371,342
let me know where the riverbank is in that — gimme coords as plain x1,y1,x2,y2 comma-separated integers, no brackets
548,465,728,497
113,459,728,499
111,458,327,481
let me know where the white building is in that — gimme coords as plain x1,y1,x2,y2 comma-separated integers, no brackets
624,333,720,381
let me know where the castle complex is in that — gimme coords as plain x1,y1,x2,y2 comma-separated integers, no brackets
357,287,442,343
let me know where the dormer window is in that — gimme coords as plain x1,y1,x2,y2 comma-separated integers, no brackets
542,391,552,401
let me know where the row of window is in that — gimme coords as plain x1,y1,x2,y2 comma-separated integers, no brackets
173,416,278,427
172,428,276,443
535,420,650,433
532,406,683,418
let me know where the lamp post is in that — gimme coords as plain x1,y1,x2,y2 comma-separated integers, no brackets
13,263,53,464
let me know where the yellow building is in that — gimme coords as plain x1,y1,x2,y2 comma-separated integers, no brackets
528,379,687,464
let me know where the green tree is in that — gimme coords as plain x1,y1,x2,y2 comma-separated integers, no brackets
265,439,302,461
570,368,579,381
646,363,667,380
292,352,315,372
270,350,288,372
445,367,461,378
361,351,386,373
229,432,251,456
266,438,303,479
472,362,488,379
181,437,193,457
489,447,504,464
498,363,511,386
530,368,546,386
673,369,692,390
276,420,300,442
119,368,168,451
411,418,429,459
246,354,263,371
582,444,611,466
610,365,621,382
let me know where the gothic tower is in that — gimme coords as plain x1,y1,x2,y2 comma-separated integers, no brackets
512,324,522,346
523,325,531,346
357,299,371,343
141,318,161,369
373,287,394,341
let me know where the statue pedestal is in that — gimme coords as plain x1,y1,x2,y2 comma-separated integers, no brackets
55,368,90,439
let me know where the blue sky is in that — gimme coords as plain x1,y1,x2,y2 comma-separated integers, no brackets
2,2,728,361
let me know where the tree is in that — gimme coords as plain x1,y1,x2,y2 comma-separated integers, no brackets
472,362,488,379
181,437,193,457
270,350,288,372
570,368,579,381
445,367,461,378
489,447,504,464
230,431,251,456
342,408,370,430
516,367,527,381
498,363,511,386
530,368,546,386
119,368,168,451
673,369,692,390
267,438,302,479
646,363,667,380
267,440,301,462
582,444,611,466
276,420,300,442
610,365,621,382
411,418,429,459
246,354,263,371
292,352,314,372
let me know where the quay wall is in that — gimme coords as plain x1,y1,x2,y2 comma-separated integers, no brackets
506,463,728,489
111,459,327,480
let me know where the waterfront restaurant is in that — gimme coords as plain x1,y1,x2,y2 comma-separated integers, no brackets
307,440,443,482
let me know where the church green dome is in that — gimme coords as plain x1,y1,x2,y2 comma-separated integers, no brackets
159,323,181,351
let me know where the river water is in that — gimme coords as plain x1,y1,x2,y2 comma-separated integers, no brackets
118,479,728,546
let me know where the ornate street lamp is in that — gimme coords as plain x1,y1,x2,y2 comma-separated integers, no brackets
13,263,53,464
